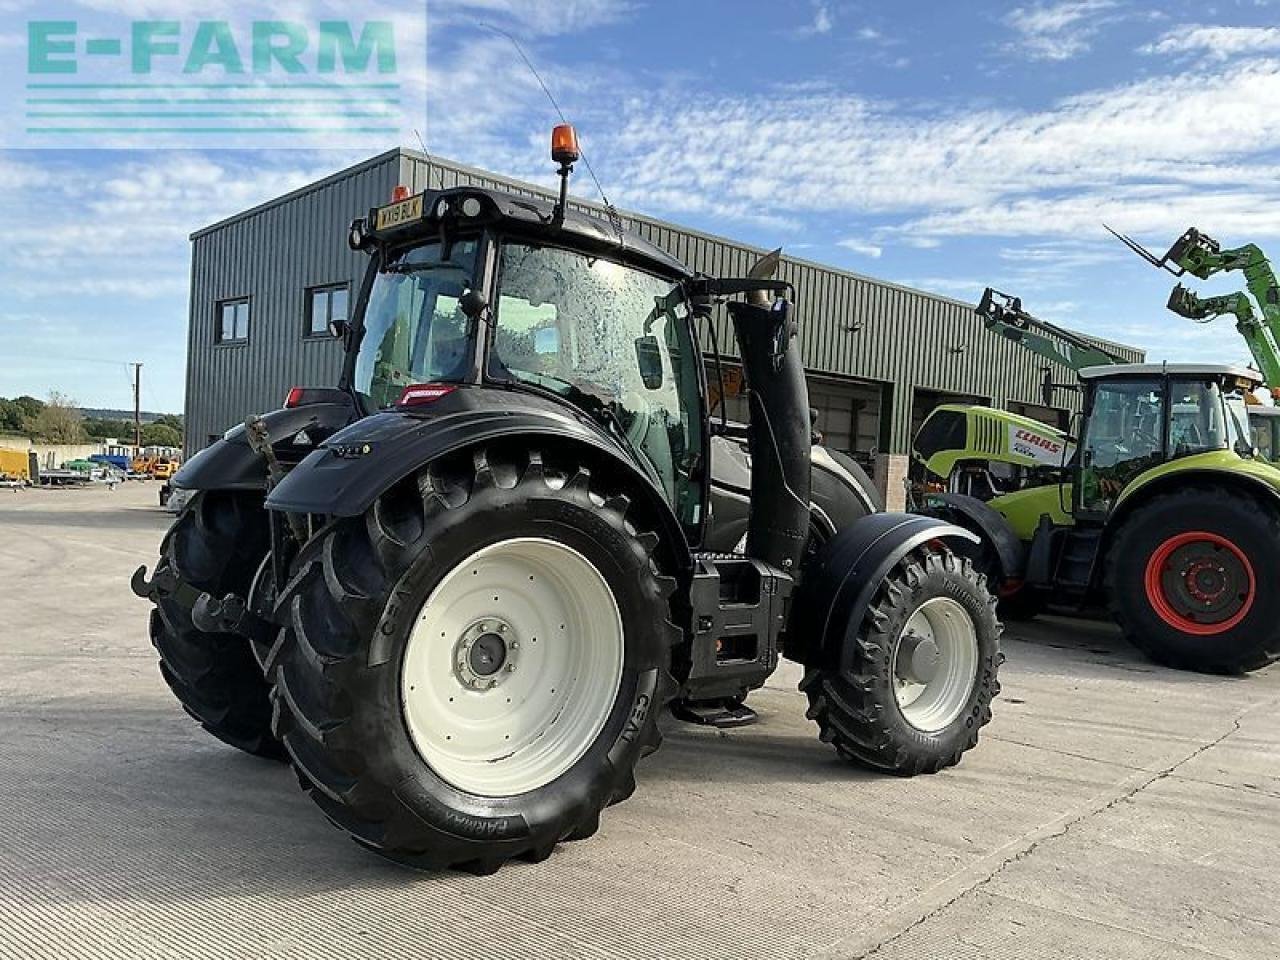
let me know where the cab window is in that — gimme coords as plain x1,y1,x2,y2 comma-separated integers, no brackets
489,242,704,528
1079,380,1165,514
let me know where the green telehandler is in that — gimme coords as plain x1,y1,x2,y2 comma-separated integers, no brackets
913,289,1280,674
1111,226,1280,461
1110,226,1280,388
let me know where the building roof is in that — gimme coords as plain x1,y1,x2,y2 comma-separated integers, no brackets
188,147,1141,361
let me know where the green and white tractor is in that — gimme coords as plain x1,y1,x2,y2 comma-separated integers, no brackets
915,290,1280,674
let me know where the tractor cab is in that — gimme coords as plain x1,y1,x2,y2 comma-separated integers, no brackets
342,181,708,534
1074,363,1260,518
1247,403,1280,462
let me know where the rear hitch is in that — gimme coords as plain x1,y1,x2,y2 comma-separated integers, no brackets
130,563,203,609
191,591,250,634
130,563,178,601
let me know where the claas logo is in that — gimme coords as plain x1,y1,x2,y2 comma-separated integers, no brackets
1014,429,1061,454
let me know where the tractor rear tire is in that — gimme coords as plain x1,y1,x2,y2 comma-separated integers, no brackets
150,491,283,760
1107,488,1280,673
800,546,1001,775
265,446,679,872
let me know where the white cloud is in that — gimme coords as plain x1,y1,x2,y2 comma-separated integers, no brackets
793,0,834,36
431,0,635,36
574,58,1280,242
837,239,883,258
1141,25,1280,60
1004,0,1117,60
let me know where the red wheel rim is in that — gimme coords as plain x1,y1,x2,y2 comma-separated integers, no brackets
1143,531,1255,636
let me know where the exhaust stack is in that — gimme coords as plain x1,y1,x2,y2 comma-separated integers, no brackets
730,249,811,571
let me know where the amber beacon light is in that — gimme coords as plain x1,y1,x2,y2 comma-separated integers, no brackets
551,124,580,165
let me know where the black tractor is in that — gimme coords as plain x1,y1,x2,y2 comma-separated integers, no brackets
135,126,1001,872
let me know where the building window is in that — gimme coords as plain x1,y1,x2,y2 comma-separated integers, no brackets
216,298,250,344
306,283,349,337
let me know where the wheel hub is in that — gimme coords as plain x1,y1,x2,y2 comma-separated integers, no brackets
892,597,979,733
400,537,625,797
1145,532,1255,635
454,619,519,690
896,631,941,685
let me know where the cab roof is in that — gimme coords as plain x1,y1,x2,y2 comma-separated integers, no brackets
1077,362,1263,384
369,186,692,280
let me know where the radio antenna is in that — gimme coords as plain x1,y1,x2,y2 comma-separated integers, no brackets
411,128,446,191
479,23,623,239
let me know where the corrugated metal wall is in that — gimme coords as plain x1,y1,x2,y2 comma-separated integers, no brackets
185,148,1142,457
185,155,397,451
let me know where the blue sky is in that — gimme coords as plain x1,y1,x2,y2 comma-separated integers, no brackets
4,0,1280,411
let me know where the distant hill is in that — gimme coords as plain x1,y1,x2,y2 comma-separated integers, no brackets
82,408,173,423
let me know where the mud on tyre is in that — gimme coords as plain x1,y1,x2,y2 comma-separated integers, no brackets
265,443,680,872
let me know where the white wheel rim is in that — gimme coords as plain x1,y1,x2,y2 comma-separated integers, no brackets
892,596,978,733
400,537,625,797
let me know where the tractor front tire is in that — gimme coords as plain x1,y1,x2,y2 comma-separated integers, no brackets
266,446,679,872
1108,488,1280,673
150,491,283,760
801,547,1002,775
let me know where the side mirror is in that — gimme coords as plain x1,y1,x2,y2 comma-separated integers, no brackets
327,318,349,339
634,335,664,390
460,288,488,320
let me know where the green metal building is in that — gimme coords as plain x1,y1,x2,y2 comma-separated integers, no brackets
185,148,1142,504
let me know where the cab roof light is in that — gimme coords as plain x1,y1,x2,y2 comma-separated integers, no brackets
390,184,411,202
397,383,457,407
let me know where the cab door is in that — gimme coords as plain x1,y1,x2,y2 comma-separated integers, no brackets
1076,379,1167,517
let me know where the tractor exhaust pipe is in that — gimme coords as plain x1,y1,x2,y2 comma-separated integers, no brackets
730,249,812,571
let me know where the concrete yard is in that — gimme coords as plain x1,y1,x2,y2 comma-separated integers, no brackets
1,482,1278,960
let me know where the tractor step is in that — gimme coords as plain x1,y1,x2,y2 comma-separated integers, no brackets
670,698,759,728
1054,527,1102,590
680,554,793,703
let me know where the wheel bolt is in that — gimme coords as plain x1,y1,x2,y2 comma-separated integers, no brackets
497,623,507,633
506,663,517,673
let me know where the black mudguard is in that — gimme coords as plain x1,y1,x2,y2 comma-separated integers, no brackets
784,513,978,669
265,388,690,570
172,401,356,493
916,492,1025,585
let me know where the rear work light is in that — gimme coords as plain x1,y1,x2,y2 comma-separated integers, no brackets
397,384,457,407
284,386,306,408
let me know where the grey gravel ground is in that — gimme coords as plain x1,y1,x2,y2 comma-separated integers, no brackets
1,482,1278,959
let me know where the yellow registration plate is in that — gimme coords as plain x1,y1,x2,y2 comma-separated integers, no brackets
375,194,424,231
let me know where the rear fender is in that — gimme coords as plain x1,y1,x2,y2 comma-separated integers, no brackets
266,400,691,573
173,401,355,493
784,513,978,668
916,491,1025,584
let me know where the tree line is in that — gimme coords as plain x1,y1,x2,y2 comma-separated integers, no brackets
0,393,183,448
